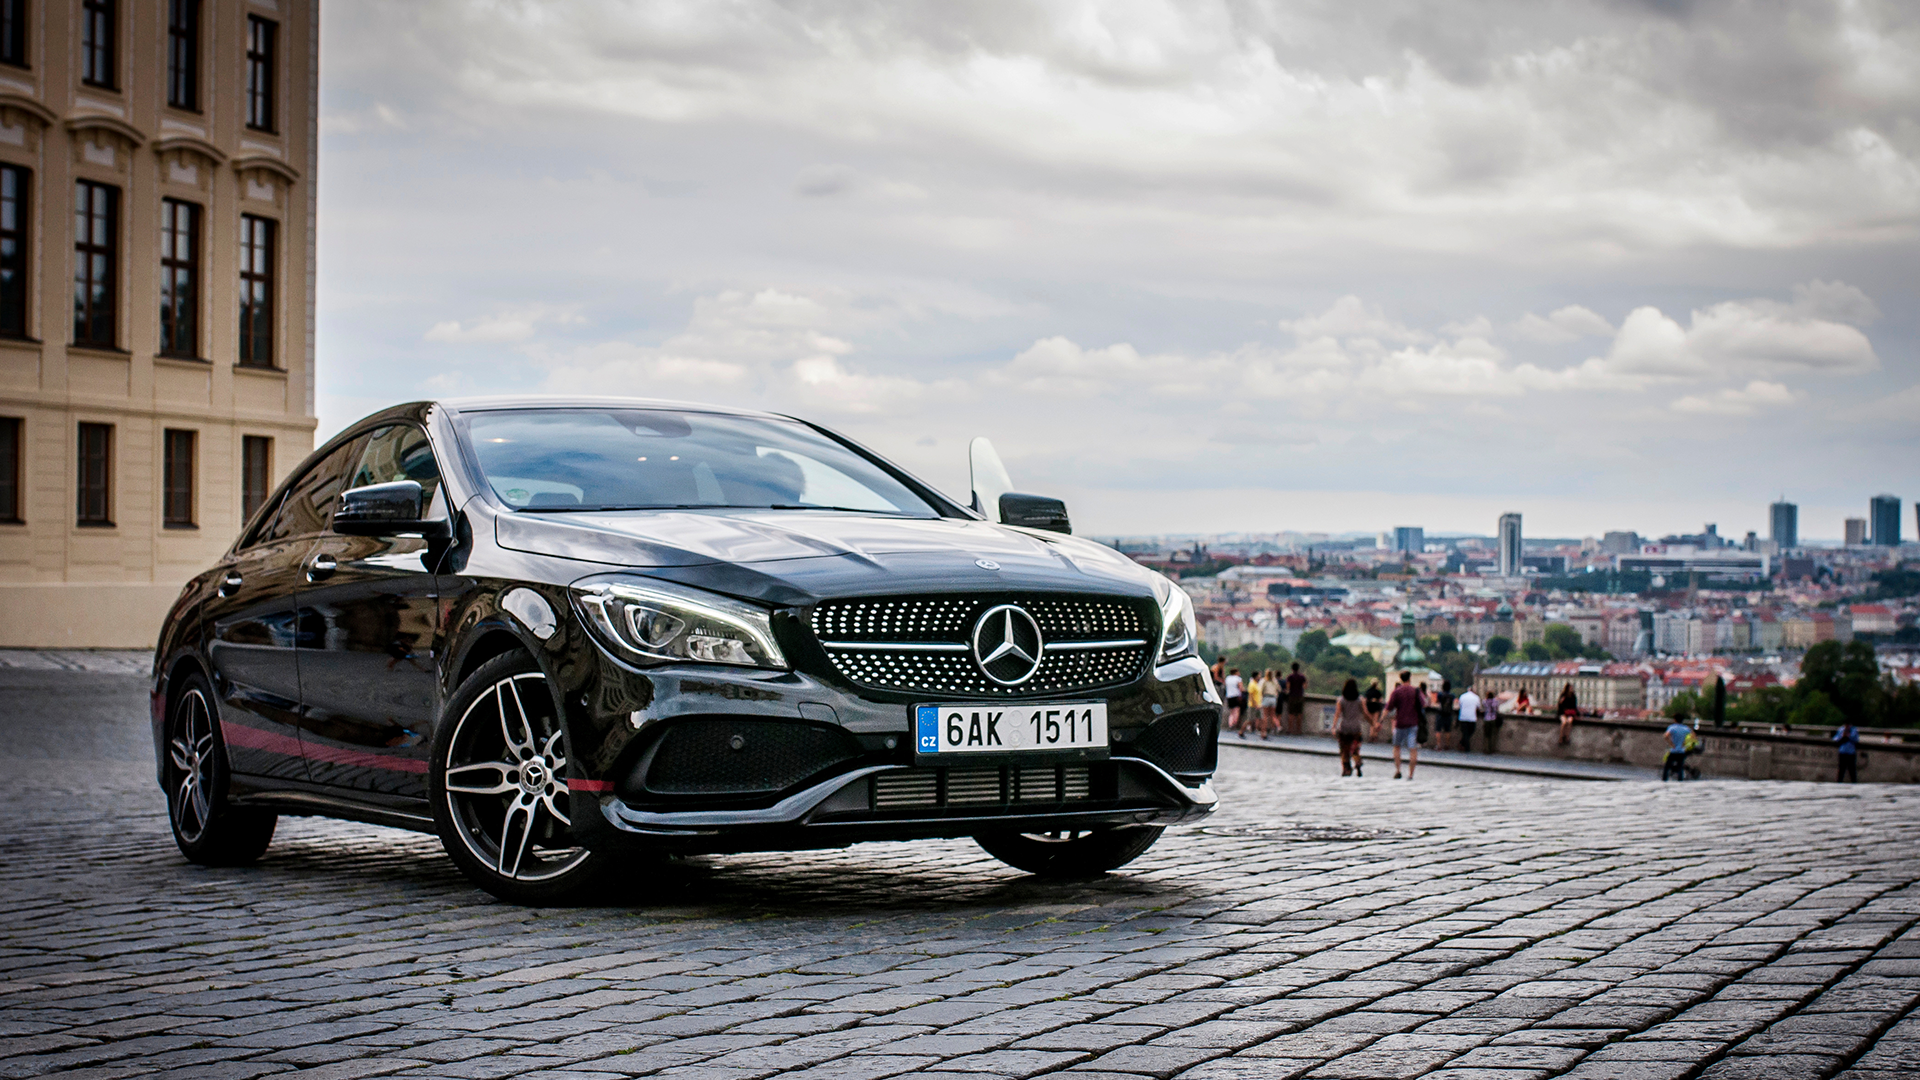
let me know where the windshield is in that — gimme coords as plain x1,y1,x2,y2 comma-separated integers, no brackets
463,408,940,517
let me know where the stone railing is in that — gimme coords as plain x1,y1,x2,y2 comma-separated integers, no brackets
1272,694,1920,783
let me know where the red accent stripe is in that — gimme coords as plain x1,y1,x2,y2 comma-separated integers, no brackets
219,721,429,774
568,779,612,792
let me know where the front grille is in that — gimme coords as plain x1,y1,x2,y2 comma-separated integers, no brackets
1130,709,1219,775
639,718,861,796
812,595,1154,697
870,763,1094,811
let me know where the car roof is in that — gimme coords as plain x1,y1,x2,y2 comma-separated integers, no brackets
434,395,787,421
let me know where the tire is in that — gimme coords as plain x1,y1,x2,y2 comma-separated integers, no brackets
430,651,611,904
165,672,277,865
975,825,1165,877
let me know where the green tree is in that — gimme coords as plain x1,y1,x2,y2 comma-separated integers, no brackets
1541,623,1583,659
1295,630,1332,666
1437,633,1459,654
1664,690,1702,720
1787,691,1846,728
1485,636,1514,663
1522,642,1553,661
1885,681,1920,728
1798,641,1884,723
1726,685,1793,727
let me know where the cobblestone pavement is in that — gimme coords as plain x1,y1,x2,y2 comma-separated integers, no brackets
5,664,1920,1080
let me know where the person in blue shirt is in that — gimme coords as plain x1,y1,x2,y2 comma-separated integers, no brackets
1662,718,1693,781
1834,723,1860,783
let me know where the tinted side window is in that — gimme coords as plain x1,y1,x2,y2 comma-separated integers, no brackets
349,425,441,501
254,439,362,545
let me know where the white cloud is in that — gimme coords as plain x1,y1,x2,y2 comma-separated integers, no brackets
1509,305,1614,343
424,318,536,344
1672,380,1797,416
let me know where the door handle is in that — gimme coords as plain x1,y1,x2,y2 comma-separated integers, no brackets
306,554,338,582
218,572,243,597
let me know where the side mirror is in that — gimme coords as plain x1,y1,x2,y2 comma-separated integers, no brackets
999,492,1071,534
333,480,450,538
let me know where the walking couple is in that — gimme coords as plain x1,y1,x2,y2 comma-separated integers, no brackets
1331,670,1426,779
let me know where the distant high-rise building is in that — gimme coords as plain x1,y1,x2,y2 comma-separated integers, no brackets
1601,530,1641,554
1497,513,1523,577
1743,531,1759,552
1870,494,1902,546
1769,500,1798,550
1846,518,1869,546
1393,526,1424,554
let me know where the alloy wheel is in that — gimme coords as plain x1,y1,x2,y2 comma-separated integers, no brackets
441,672,588,882
167,688,217,844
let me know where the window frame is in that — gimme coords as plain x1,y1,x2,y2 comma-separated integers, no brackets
166,0,198,111
0,0,27,70
237,213,275,368
76,421,112,527
72,180,118,350
241,434,271,522
245,15,276,133
158,197,200,358
0,164,28,339
163,427,195,528
80,0,114,90
0,415,19,523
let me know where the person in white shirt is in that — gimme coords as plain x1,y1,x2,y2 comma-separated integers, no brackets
1224,670,1244,731
1455,689,1481,753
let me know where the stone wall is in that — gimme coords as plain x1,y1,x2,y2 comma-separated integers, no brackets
1290,695,1920,783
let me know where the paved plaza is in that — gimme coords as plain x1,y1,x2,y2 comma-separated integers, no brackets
4,658,1920,1080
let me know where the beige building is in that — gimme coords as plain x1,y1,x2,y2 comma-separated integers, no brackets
1473,661,1647,715
0,0,316,647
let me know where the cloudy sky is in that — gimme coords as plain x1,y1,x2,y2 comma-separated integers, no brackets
317,0,1919,541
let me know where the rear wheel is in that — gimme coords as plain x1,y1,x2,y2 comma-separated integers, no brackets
165,673,277,865
975,825,1164,877
430,651,611,904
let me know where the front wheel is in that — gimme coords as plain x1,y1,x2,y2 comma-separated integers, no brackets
976,825,1164,877
165,673,277,865
430,651,612,904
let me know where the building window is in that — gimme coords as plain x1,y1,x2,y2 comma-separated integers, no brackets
241,434,271,520
76,422,111,525
159,198,199,357
0,416,18,522
0,165,27,338
245,15,275,132
163,429,195,528
80,0,113,89
238,214,274,367
0,0,26,69
73,181,117,349
167,0,197,110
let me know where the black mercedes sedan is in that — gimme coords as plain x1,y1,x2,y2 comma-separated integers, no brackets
152,397,1220,902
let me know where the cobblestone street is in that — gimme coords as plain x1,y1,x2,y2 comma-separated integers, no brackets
4,658,1920,1080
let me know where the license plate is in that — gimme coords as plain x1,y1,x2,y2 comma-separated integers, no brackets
914,702,1108,756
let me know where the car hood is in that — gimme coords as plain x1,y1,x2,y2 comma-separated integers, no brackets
493,507,1157,602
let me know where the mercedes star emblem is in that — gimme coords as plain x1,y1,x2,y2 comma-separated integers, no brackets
972,604,1044,685
975,559,1000,570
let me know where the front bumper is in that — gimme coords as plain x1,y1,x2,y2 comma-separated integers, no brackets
593,755,1216,854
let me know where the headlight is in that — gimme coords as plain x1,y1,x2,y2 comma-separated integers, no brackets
573,580,788,670
1153,573,1198,664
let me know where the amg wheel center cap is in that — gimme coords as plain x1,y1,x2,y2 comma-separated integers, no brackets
521,761,549,792
972,604,1044,686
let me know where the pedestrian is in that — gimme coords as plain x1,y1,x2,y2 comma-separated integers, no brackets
1224,668,1244,731
1210,656,1226,700
1260,669,1282,737
1557,682,1579,747
1386,670,1424,779
1481,691,1501,753
1363,681,1385,741
1284,662,1308,736
1834,722,1860,783
1515,687,1532,716
1434,679,1456,750
1246,669,1265,738
1455,685,1481,754
1334,678,1368,776
1662,716,1692,781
